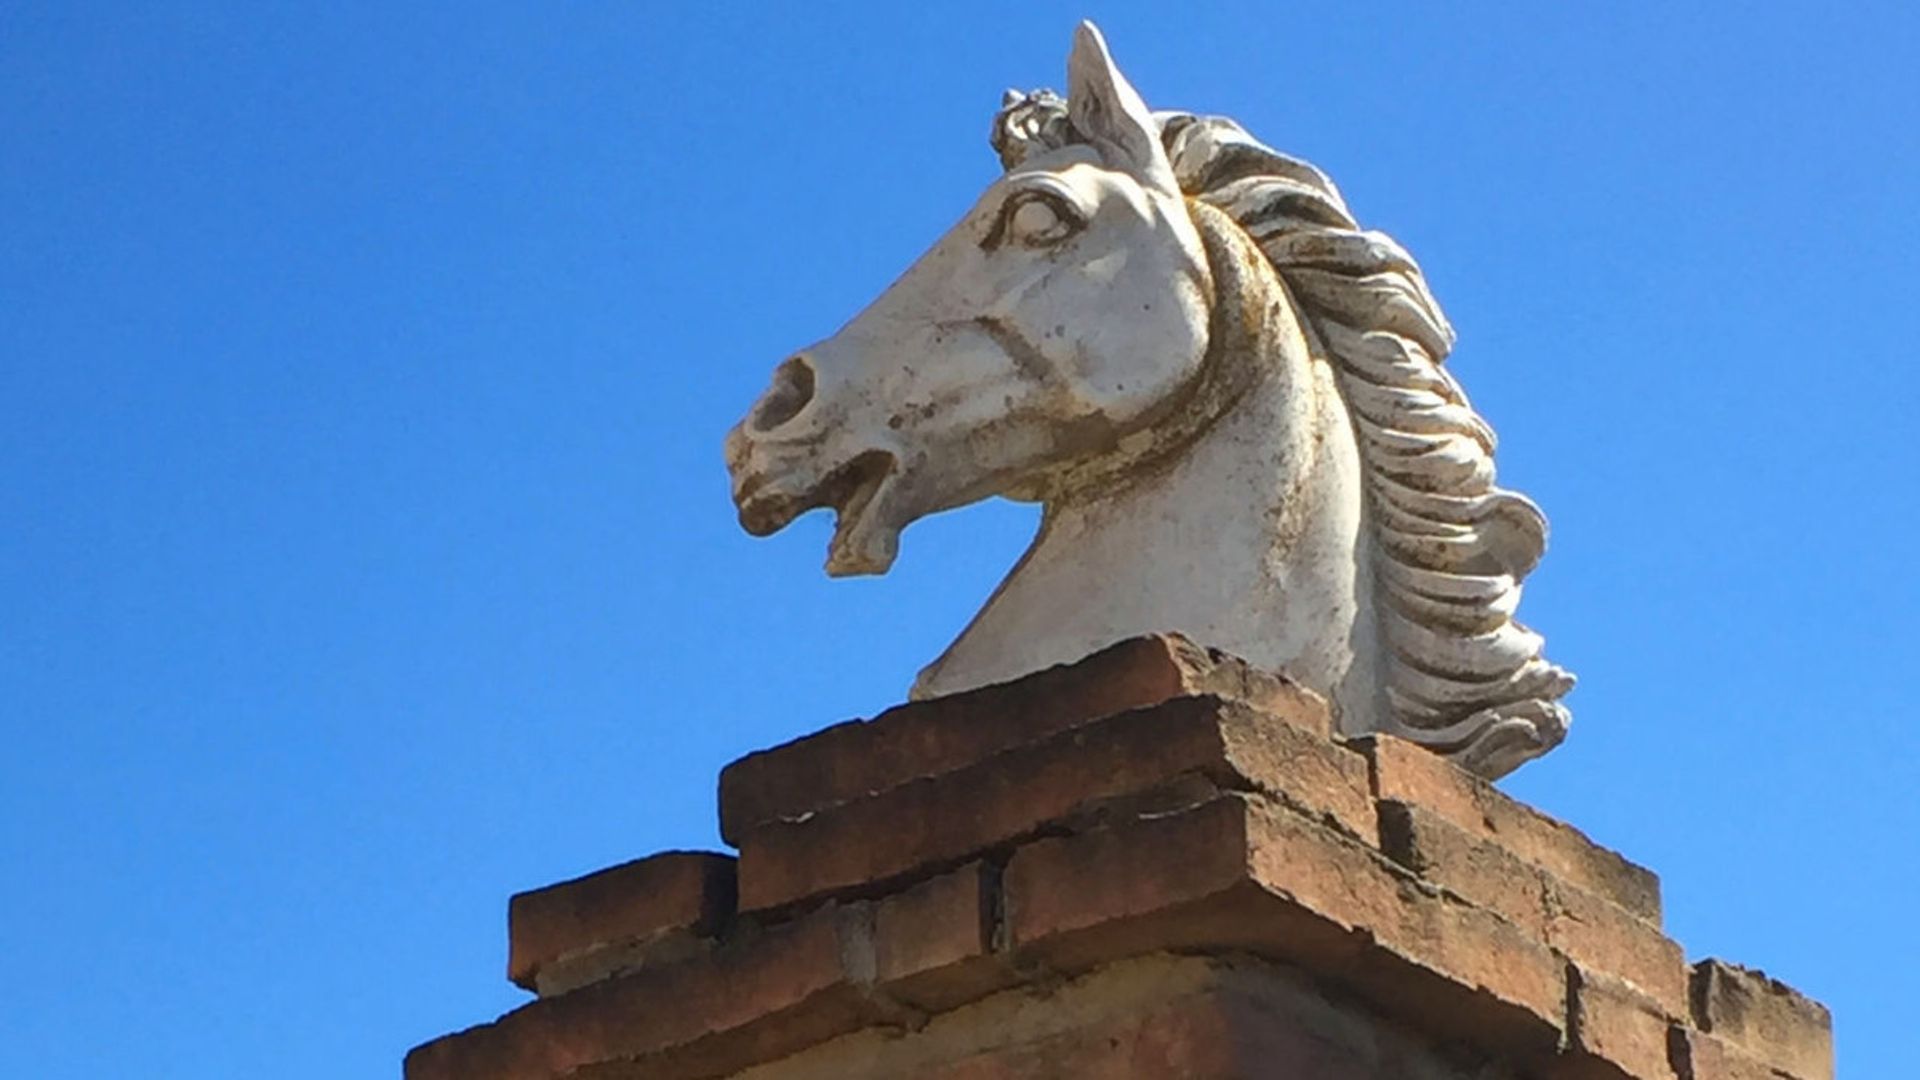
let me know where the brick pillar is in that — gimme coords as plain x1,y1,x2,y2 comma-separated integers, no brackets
406,635,1832,1080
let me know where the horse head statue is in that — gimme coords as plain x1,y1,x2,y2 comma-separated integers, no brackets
725,23,1574,777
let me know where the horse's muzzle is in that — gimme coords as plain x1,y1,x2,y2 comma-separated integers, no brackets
727,414,905,574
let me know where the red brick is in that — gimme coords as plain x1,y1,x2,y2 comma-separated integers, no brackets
1354,734,1663,923
1380,801,1689,1018
1690,960,1832,1080
1003,795,1264,958
871,863,1015,1012
1547,873,1688,1019
1554,965,1681,1080
407,907,862,1080
507,852,736,994
735,695,1373,913
412,863,1024,1080
1667,1027,1791,1080
1378,801,1545,933
719,634,1326,843
1002,792,1567,1061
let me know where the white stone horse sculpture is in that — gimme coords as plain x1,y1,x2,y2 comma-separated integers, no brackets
725,23,1573,776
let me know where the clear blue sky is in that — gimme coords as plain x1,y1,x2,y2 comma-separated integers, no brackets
3,4,1914,1076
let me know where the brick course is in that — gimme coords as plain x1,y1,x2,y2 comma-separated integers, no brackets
507,851,736,995
409,908,862,1080
735,694,1372,913
1004,792,1568,1062
1558,964,1682,1080
1355,734,1662,922
1667,1027,1792,1080
1689,960,1832,1080
719,634,1326,844
870,862,1013,1013
1379,801,1688,1017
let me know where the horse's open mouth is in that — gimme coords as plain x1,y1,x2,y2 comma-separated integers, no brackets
735,449,901,576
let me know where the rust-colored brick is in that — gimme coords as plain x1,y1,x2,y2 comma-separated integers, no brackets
1379,801,1688,1018
507,851,736,993
1689,960,1833,1080
719,633,1327,843
735,694,1372,913
1667,1026,1791,1080
1557,965,1681,1080
1355,734,1662,922
871,862,1014,1012
1004,792,1567,1062
409,909,862,1080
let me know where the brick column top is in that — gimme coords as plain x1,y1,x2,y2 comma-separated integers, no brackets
407,637,1832,1080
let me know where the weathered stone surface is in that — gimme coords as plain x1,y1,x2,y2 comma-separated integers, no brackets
1556,965,1681,1080
507,851,736,995
725,21,1573,778
913,990,1317,1080
731,955,1508,1080
719,633,1325,844
1003,792,1567,1061
1358,734,1662,922
1689,960,1832,1080
734,694,1371,913
1379,800,1687,1017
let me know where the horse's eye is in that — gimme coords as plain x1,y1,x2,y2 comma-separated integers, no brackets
1004,193,1078,248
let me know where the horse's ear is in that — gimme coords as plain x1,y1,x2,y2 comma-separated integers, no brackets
1066,22,1177,194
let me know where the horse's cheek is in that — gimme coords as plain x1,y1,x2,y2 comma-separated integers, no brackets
1095,290,1210,414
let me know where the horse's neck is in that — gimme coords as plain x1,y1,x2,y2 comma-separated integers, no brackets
912,328,1384,734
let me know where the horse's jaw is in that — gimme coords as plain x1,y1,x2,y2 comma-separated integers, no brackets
909,357,1383,735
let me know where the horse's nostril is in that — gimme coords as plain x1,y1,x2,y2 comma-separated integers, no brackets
751,355,818,433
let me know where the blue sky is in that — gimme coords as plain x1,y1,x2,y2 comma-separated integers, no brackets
3,3,1915,1076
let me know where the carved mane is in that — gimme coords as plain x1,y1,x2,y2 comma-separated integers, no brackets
1161,114,1573,775
993,98,1573,775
